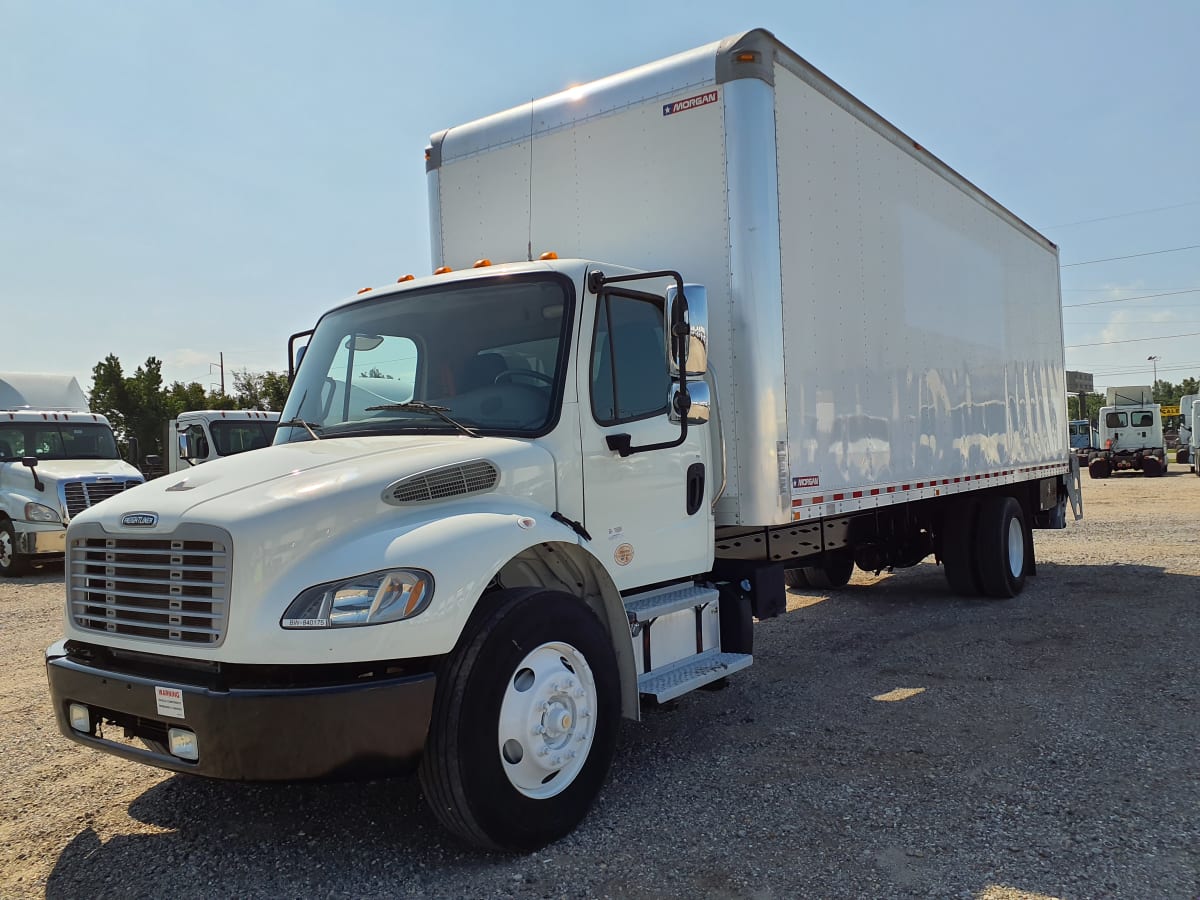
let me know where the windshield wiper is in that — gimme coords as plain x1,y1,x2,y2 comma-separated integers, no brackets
278,417,323,441
365,402,481,438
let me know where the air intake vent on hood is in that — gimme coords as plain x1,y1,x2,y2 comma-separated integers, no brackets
386,460,499,504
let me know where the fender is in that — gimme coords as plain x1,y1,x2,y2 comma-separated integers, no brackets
192,499,640,716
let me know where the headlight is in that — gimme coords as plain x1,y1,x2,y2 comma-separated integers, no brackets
24,502,61,523
281,569,433,629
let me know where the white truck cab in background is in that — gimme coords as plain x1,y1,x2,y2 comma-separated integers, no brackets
45,29,1078,851
1189,398,1200,474
0,373,143,576
167,410,280,473
1089,386,1166,478
1175,393,1196,465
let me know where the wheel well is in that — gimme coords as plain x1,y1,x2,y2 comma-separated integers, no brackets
490,542,639,721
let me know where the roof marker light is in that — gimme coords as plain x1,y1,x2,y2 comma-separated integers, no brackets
434,266,453,275
357,287,372,295
539,251,558,260
473,259,492,268
397,274,415,282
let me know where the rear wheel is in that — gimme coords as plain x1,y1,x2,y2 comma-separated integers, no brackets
783,568,809,589
974,496,1027,599
941,497,981,596
1178,447,1190,465
1088,457,1111,479
803,549,854,589
1142,456,1162,477
0,521,32,577
419,589,619,852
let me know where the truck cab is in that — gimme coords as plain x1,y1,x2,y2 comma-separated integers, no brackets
168,410,280,473
1176,393,1197,465
1068,419,1096,460
1090,404,1166,478
0,411,144,575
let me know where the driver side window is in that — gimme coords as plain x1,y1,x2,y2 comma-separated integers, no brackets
591,293,670,425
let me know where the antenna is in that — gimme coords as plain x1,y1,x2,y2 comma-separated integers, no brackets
527,97,535,262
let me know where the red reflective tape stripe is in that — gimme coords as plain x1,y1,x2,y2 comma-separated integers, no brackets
870,489,880,495
852,491,863,498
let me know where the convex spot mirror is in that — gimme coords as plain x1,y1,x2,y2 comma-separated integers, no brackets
665,284,708,378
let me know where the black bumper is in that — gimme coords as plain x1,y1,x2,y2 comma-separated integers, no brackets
45,640,436,781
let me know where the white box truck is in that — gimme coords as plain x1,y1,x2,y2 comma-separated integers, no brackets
45,29,1077,850
1089,386,1166,478
1175,393,1196,465
166,409,280,474
1,373,144,576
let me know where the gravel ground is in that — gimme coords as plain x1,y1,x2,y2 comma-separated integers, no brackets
2,469,1199,899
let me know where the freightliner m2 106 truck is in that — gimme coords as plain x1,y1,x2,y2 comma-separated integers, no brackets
167,409,280,474
1,373,143,576
46,30,1078,850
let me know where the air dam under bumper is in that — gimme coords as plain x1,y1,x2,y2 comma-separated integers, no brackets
45,641,436,781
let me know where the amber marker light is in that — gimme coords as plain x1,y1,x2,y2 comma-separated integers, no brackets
539,251,559,260
434,266,453,275
473,259,492,268
356,287,372,295
397,274,415,282
736,51,759,63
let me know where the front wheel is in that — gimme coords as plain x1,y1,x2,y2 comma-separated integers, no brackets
0,521,32,577
419,588,620,852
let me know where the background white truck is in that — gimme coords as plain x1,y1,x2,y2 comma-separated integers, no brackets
1175,393,1196,464
45,29,1077,851
165,409,280,474
1,373,143,576
1190,398,1200,473
1089,386,1166,478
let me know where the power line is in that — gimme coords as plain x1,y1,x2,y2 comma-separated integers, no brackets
1063,320,1200,326
1062,287,1198,292
1047,200,1200,229
1062,288,1200,308
1060,244,1200,268
1066,330,1200,349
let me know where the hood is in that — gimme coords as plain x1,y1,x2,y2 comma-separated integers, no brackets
15,459,143,482
75,434,558,533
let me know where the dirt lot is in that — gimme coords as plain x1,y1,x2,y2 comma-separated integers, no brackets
2,469,1198,899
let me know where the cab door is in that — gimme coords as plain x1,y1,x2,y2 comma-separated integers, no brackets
578,286,712,590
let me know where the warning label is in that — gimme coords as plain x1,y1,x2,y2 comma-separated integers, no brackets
154,685,186,720
662,90,719,116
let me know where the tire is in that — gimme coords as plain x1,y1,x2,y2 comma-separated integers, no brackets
1142,457,1162,477
1178,447,1190,465
783,568,809,589
941,497,981,596
1088,458,1111,479
803,549,854,589
974,496,1027,599
0,520,32,577
418,588,620,852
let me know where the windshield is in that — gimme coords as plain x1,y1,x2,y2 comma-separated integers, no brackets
0,422,120,461
279,274,572,441
210,420,277,456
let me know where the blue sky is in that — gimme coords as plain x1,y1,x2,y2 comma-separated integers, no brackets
3,1,1198,395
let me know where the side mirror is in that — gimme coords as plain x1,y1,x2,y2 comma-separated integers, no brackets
665,283,708,378
178,432,193,461
21,456,38,470
669,379,711,426
127,436,140,466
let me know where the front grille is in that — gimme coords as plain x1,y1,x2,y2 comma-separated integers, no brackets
68,524,231,646
63,479,143,519
386,460,499,504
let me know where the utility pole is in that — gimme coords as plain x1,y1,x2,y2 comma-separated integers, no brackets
1147,355,1159,400
209,352,225,396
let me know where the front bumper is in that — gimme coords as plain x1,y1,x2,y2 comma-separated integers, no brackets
17,524,66,556
45,640,436,780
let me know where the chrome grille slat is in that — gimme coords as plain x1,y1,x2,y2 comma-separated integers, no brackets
387,459,499,505
68,525,231,646
69,573,226,589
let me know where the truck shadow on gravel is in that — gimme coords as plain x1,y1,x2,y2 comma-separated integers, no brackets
45,561,1200,898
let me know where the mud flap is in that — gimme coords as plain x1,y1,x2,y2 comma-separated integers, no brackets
1065,454,1083,521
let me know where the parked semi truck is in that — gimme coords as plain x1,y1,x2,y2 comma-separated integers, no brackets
1,373,143,576
45,29,1078,851
1089,386,1166,478
166,409,280,474
1176,393,1196,465
1069,419,1097,463
1190,398,1200,474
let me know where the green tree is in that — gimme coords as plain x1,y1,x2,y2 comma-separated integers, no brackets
231,369,290,411
89,355,130,440
1067,392,1104,424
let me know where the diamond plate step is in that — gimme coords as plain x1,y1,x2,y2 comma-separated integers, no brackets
638,650,753,702
624,584,717,623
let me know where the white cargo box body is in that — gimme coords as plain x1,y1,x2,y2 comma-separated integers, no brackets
429,28,1067,528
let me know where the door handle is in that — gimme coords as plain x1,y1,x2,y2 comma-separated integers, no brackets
686,462,705,515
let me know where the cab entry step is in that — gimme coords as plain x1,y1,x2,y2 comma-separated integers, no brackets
638,649,752,703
